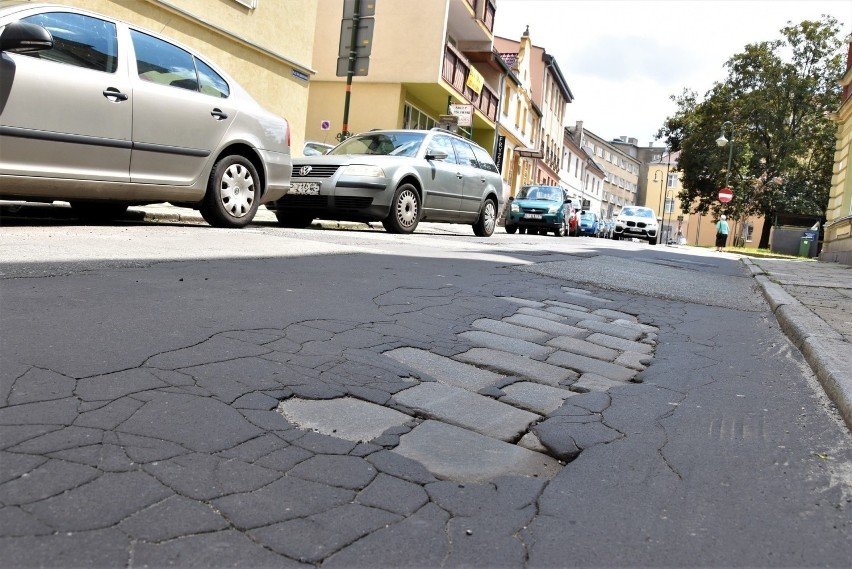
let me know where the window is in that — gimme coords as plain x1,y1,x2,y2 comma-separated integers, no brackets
470,144,499,173
195,58,229,98
426,135,458,164
451,139,478,168
132,30,198,92
664,197,675,213
502,84,511,115
403,103,436,130
744,222,754,242
21,12,118,73
667,172,678,188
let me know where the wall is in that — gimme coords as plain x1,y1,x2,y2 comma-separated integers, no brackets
305,83,404,142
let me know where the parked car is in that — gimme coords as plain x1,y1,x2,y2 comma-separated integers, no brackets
505,185,579,237
303,141,335,156
612,206,660,244
0,3,291,228
578,211,600,237
269,128,503,236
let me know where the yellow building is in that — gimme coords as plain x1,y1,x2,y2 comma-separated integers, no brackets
306,0,499,152
48,0,317,153
822,38,852,265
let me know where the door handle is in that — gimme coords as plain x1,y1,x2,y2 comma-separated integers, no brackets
102,88,128,102
211,108,228,120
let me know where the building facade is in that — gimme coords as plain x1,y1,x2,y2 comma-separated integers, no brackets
306,0,499,153
51,0,318,154
822,37,852,265
561,127,605,215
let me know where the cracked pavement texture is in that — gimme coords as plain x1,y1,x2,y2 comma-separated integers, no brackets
1,238,851,568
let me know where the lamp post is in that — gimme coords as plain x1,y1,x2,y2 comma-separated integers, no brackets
716,121,735,189
652,148,670,246
665,189,675,246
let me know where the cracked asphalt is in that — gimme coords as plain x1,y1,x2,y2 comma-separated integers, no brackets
1,211,850,567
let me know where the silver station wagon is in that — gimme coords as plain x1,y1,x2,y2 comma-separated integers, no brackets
0,2,291,228
268,128,503,236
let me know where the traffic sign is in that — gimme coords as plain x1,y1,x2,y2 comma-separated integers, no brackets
718,187,733,203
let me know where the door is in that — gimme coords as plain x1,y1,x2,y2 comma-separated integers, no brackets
452,139,486,221
420,134,461,220
0,11,131,183
128,29,236,186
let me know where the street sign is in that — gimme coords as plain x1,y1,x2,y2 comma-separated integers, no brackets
338,18,374,58
448,104,473,127
320,120,331,131
343,0,376,18
336,56,370,77
719,187,733,203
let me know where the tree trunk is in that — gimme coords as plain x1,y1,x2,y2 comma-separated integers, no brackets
758,212,773,249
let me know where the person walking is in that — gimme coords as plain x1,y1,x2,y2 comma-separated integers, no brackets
715,215,729,251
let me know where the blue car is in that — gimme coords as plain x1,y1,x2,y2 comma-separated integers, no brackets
578,212,600,236
505,185,579,237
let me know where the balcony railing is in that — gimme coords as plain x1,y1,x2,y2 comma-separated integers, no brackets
442,43,498,122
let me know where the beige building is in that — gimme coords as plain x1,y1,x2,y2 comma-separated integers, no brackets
570,126,639,218
306,0,499,152
494,31,572,187
561,128,605,214
823,38,852,265
50,0,317,154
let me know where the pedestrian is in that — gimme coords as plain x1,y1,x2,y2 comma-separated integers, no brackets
715,215,729,251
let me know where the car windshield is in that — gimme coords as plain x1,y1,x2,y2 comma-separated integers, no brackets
518,186,562,201
330,132,426,157
621,207,654,218
581,213,595,221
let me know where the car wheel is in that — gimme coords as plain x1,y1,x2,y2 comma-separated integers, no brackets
200,155,260,228
382,183,420,234
70,201,128,221
275,210,314,228
648,236,658,245
611,233,620,240
555,218,567,237
473,198,497,237
518,227,526,234
505,225,518,234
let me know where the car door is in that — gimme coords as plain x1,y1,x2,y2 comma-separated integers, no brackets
451,139,486,221
128,29,236,186
420,134,461,221
0,10,131,183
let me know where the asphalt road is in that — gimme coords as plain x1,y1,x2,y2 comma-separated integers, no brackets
1,211,849,568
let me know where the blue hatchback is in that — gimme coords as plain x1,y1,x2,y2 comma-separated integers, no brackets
578,212,600,236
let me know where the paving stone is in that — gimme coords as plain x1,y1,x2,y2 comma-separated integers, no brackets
615,350,653,370
393,420,561,483
561,289,613,304
576,320,643,340
287,455,377,490
457,330,554,358
503,314,586,337
516,306,569,322
356,473,429,516
545,336,619,361
496,296,546,308
544,300,590,312
472,318,551,343
517,432,549,453
393,383,539,441
547,351,637,382
572,373,632,393
612,318,659,333
383,347,503,391
454,348,577,386
592,308,639,321
499,382,576,415
278,397,410,443
561,287,594,295
585,333,654,354
543,305,608,322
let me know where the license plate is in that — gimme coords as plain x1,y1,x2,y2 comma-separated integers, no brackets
524,213,542,219
291,182,320,195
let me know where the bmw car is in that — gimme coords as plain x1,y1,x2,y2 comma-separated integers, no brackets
269,128,503,236
612,206,660,244
0,3,292,228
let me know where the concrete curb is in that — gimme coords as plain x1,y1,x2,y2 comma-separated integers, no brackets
744,258,852,429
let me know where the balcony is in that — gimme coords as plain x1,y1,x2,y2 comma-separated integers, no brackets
442,43,498,123
448,0,494,48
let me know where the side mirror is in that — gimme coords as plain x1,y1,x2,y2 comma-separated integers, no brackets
0,22,54,53
425,150,448,161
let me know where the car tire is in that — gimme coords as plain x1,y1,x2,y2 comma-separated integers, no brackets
200,155,260,228
518,227,526,234
555,218,567,237
611,233,620,240
70,201,128,221
473,198,497,237
275,210,314,228
382,183,420,234
648,236,658,245
505,225,518,234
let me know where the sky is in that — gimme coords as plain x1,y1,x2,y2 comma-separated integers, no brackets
493,0,852,148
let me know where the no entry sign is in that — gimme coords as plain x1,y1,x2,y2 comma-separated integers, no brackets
718,187,733,203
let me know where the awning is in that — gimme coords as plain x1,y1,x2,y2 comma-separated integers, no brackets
515,147,543,158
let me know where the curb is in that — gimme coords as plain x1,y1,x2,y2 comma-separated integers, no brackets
743,258,852,430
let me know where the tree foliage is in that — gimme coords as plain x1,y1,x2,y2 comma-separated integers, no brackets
657,16,844,246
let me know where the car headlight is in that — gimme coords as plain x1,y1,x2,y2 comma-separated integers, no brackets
547,205,560,214
510,203,520,212
341,164,385,177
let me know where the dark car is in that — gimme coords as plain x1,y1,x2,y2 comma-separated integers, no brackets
268,128,503,236
505,185,578,237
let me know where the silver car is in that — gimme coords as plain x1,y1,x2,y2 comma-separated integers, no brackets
0,2,291,228
268,128,503,236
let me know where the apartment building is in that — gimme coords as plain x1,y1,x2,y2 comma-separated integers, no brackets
561,128,605,214
568,124,640,218
823,37,852,264
50,0,317,153
494,30,573,187
305,0,499,152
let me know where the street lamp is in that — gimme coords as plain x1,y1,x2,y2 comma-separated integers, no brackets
716,120,735,188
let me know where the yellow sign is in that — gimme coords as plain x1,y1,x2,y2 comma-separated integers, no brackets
465,66,484,95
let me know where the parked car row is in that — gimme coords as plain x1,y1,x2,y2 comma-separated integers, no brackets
0,4,502,236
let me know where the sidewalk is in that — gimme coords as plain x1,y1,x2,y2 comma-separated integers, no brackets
744,257,852,429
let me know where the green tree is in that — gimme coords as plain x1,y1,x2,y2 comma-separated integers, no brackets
658,16,844,248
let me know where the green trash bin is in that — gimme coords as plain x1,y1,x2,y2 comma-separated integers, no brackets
799,237,813,257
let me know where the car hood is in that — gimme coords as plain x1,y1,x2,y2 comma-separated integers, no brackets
617,215,658,225
292,155,414,167
513,198,561,208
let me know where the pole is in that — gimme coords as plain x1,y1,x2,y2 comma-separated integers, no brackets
339,0,361,142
